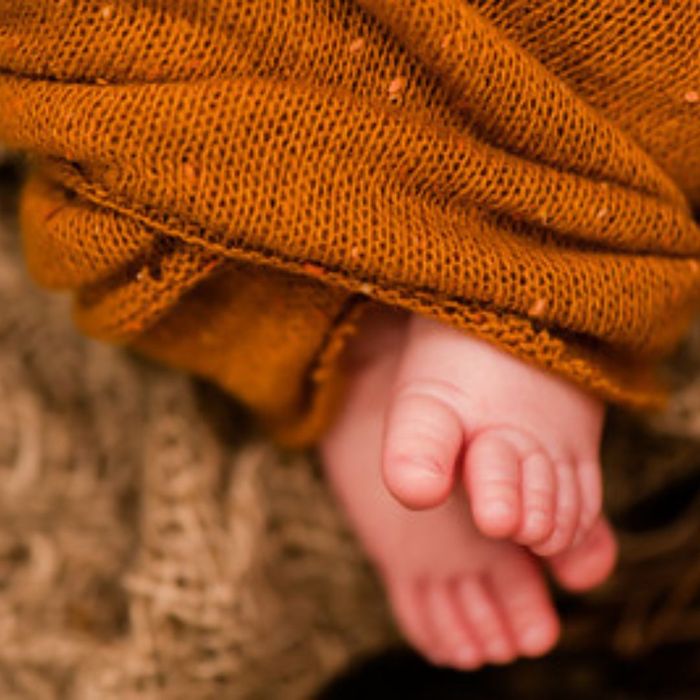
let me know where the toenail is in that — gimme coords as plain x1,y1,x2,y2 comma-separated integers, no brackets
485,501,513,517
408,461,444,476
524,514,550,536
455,647,478,668
482,501,518,528
392,456,445,477
520,625,552,653
486,642,512,662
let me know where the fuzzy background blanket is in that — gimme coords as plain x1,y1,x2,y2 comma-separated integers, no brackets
2,154,700,698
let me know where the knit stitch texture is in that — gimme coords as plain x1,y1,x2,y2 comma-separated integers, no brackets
0,0,699,442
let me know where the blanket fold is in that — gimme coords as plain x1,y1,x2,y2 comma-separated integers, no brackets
1,0,699,442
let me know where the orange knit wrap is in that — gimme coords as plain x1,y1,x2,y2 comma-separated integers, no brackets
1,1,699,444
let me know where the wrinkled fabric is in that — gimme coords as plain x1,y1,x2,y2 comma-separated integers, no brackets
0,0,699,442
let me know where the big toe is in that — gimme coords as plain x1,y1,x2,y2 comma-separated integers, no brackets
383,388,463,509
387,579,440,665
548,517,618,592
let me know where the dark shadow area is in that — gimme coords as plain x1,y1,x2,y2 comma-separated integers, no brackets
322,644,700,699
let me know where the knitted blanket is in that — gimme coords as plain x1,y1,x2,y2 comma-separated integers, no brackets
0,1,698,444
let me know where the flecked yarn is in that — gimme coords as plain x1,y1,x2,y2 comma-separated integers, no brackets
0,1,699,442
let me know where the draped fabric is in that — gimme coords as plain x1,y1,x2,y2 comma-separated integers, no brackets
1,0,699,443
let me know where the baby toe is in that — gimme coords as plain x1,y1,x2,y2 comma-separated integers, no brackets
383,389,463,510
515,451,556,546
455,575,517,665
573,459,604,546
532,460,580,557
465,432,522,539
388,578,440,664
549,517,618,592
424,581,483,670
490,555,560,658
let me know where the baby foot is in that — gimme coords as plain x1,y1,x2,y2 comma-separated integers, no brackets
382,315,605,557
321,308,616,669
